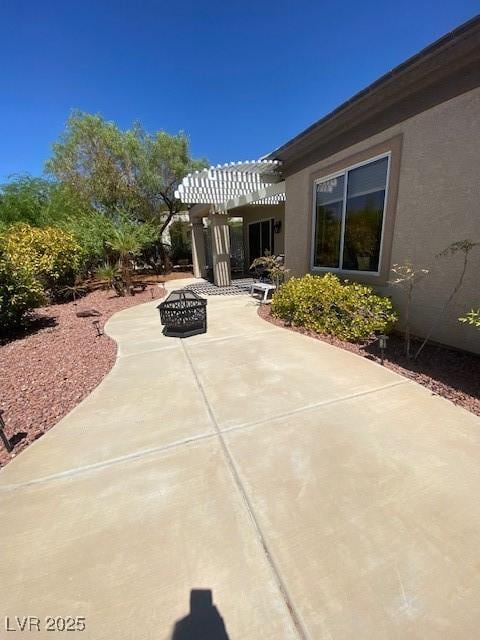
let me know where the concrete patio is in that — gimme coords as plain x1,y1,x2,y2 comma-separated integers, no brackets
1,278,480,639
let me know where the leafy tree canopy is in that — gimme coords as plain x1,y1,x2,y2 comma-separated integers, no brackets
0,175,54,228
46,112,207,231
0,175,90,230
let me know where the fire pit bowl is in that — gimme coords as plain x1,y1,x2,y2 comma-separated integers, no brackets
157,289,207,338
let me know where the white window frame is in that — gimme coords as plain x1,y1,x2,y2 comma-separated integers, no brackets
310,151,391,276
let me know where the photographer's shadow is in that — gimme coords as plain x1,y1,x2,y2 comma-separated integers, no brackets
171,589,230,640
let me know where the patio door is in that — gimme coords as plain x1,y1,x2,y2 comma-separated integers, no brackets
248,219,274,262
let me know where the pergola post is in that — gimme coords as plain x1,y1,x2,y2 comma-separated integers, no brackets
210,213,231,287
191,220,207,279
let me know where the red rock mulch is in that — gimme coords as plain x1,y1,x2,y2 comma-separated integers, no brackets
258,305,480,417
0,284,168,468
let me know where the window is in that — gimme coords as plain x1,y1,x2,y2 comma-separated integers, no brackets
313,155,389,273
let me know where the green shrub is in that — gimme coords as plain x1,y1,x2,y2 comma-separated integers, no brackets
0,223,82,300
0,251,45,334
271,273,397,341
61,211,116,272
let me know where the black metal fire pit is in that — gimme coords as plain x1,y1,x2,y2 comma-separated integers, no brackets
157,289,207,337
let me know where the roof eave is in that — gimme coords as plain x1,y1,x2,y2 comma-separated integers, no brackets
266,15,480,167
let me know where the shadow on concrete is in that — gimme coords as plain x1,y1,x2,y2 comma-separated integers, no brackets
171,589,230,639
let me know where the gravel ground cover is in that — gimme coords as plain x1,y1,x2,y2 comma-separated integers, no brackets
258,305,480,417
0,284,167,468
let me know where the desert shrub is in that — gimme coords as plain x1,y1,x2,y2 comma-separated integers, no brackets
271,273,397,341
94,262,121,291
0,223,82,300
0,251,45,333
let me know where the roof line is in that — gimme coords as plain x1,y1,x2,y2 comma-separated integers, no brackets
267,14,480,159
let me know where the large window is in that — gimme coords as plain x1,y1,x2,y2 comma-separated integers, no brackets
313,155,389,273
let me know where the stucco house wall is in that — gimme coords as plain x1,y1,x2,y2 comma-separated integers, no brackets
284,86,480,353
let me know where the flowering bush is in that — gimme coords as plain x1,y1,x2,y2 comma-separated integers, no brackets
271,273,397,341
0,223,82,300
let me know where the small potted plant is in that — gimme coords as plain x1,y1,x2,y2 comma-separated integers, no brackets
250,253,289,287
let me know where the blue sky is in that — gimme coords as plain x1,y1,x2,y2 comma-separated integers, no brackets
0,1,477,181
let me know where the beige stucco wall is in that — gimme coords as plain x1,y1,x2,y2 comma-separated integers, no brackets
284,87,480,353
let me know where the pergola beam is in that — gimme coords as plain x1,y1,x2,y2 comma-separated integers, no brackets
224,182,286,210
175,159,285,211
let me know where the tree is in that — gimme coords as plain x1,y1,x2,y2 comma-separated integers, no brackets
0,175,93,251
132,130,207,234
105,218,156,293
0,175,55,228
389,263,429,358
46,112,207,234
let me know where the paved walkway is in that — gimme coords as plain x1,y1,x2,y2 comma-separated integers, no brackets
1,278,480,639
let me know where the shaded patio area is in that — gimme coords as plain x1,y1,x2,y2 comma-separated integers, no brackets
183,277,254,297
176,160,286,287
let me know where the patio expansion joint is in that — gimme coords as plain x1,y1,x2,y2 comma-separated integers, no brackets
117,343,181,359
0,432,218,493
221,379,410,435
179,340,309,640
0,375,410,495
0,380,410,493
115,326,279,358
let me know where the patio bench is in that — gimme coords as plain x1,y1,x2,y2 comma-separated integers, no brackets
250,281,276,304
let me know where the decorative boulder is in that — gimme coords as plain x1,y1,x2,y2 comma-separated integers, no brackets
76,308,102,318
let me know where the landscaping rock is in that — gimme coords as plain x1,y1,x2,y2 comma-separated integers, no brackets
76,308,102,317
0,285,166,468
